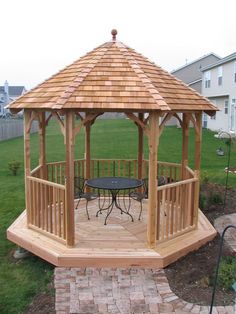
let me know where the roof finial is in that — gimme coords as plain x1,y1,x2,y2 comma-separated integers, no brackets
111,29,117,41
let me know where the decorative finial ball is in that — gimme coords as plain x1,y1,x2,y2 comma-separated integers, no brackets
111,29,117,40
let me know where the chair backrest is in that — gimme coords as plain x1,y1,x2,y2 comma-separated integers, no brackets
74,176,86,196
142,177,149,198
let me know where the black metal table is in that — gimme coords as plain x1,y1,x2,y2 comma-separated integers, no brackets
86,177,143,225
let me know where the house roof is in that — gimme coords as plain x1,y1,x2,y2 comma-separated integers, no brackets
171,53,221,73
8,30,217,114
0,86,25,96
202,52,236,71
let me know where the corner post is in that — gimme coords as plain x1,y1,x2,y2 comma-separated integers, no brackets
65,111,75,246
147,111,159,248
137,113,144,179
193,112,202,226
181,113,189,179
38,111,47,179
24,110,31,225
85,116,91,180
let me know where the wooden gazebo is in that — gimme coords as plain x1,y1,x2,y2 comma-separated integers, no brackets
7,30,217,267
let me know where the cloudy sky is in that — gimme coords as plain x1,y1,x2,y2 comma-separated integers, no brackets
0,0,235,89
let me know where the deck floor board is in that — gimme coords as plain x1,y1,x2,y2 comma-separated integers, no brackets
7,199,217,268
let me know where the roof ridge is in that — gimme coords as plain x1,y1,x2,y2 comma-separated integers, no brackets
53,47,109,109
116,42,170,111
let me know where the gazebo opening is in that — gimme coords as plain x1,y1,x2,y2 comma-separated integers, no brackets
7,31,217,268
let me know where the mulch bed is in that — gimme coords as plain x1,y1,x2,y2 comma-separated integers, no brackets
166,184,236,306
25,184,236,312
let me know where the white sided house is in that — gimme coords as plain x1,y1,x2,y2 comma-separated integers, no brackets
201,52,236,133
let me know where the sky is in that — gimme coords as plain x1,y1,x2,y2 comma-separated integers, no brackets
0,0,235,89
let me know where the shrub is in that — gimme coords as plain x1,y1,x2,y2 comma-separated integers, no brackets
208,192,223,205
217,256,236,291
8,160,21,176
199,193,207,210
201,171,210,185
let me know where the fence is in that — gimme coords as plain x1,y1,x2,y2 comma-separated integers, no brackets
0,118,38,141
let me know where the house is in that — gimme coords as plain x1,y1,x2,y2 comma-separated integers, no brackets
201,52,236,132
0,81,26,116
171,53,221,93
167,53,221,127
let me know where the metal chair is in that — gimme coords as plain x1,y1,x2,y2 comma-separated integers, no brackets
129,178,148,220
74,177,98,220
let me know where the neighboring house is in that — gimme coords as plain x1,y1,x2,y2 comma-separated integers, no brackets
201,52,236,133
168,53,221,127
171,53,221,93
0,81,26,116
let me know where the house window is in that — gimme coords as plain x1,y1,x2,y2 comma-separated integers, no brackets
218,66,223,86
210,113,216,120
224,100,229,114
234,62,236,83
204,71,211,88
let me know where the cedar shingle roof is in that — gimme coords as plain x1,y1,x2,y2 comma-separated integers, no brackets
8,32,217,114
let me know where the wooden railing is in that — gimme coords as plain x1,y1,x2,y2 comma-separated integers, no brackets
156,175,198,243
27,176,66,243
29,159,198,246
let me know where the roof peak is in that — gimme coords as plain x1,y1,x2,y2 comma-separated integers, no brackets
111,29,117,41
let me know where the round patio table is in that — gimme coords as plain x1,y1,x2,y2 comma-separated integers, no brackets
86,177,143,225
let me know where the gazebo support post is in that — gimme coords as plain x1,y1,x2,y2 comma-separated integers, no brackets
24,110,31,226
181,113,189,179
38,111,46,179
65,111,75,246
85,115,91,181
193,112,202,225
147,111,159,248
137,113,144,179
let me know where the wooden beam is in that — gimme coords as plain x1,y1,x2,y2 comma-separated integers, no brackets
147,111,159,248
85,115,91,180
52,111,65,136
138,113,144,179
181,113,189,179
194,113,202,172
24,110,31,226
125,113,150,137
38,112,47,179
65,111,75,247
173,113,183,128
193,112,202,227
159,113,174,136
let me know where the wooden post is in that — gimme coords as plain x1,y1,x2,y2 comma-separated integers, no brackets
65,111,75,246
38,111,46,179
147,111,159,248
85,118,91,180
181,113,189,179
24,110,31,225
193,112,202,226
138,113,144,179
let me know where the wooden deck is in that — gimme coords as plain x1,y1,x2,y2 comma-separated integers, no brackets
7,199,217,268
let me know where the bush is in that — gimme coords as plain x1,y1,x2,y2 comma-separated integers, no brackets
208,192,223,205
8,160,21,176
218,256,236,291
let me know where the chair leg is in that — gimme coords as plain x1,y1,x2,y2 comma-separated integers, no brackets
138,201,143,220
85,201,90,220
75,198,80,210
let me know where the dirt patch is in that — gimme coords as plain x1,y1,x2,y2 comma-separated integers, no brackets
166,185,236,306
25,293,55,314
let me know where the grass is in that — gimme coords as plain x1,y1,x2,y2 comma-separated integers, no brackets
0,118,235,313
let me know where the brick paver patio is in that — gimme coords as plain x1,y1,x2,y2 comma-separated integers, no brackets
55,267,235,314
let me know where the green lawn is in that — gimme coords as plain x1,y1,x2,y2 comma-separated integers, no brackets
0,118,235,313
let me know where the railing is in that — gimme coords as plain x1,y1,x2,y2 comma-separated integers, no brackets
27,176,66,243
156,175,198,243
28,159,198,246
